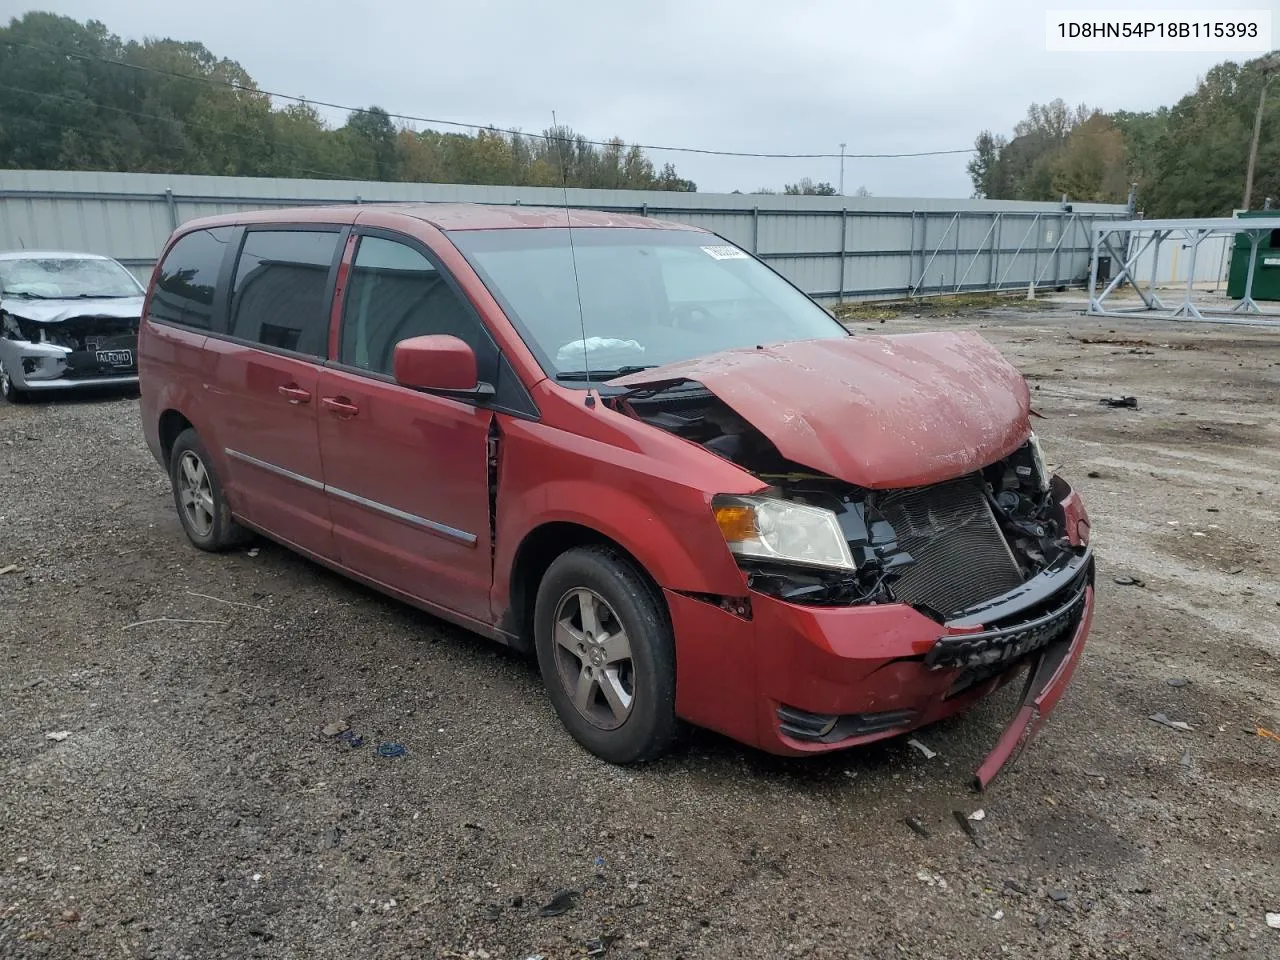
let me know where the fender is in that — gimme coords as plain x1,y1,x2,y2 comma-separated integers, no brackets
491,415,759,620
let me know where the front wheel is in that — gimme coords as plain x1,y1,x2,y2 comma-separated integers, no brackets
0,360,28,403
168,428,250,552
534,546,678,764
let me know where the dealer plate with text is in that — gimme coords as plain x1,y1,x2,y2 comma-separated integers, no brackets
96,349,133,366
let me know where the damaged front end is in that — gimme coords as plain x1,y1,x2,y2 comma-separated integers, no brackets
611,374,1093,788
1,307,141,392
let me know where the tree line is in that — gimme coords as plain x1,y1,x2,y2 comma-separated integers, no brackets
0,12,696,191
967,52,1280,216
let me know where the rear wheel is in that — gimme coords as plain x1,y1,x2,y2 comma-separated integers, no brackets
534,546,678,763
169,428,250,552
0,360,28,403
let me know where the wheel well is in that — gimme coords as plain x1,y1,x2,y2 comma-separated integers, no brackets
506,522,661,650
158,410,193,466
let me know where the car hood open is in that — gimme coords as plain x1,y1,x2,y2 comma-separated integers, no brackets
1,296,144,324
612,332,1032,489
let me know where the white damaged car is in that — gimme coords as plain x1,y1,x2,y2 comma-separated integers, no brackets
0,251,145,402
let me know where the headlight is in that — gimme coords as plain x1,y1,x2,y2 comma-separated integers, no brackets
712,495,856,571
1027,432,1052,492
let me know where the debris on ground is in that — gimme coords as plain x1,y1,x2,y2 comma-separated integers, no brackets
1266,912,1280,929
1165,677,1190,687
903,816,930,838
952,811,979,844
0,563,19,575
1112,575,1145,587
1099,396,1138,408
1256,727,1280,744
321,721,349,738
45,731,71,742
585,935,619,955
967,809,986,821
247,547,260,558
185,589,266,610
991,909,1004,921
907,738,937,759
376,743,407,758
537,889,578,917
1004,879,1029,896
336,729,364,748
915,870,947,889
121,616,226,630
1149,713,1193,732
1048,889,1069,903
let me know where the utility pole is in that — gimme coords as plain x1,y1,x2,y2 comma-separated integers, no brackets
1243,53,1280,210
839,142,846,195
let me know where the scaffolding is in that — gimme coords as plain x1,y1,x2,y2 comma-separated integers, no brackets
1087,217,1280,327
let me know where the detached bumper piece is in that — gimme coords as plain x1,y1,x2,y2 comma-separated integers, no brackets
777,705,919,743
928,549,1095,791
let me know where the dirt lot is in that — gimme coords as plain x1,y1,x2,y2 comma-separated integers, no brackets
2,302,1278,960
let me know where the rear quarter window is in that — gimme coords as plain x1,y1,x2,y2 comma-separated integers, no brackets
148,227,234,330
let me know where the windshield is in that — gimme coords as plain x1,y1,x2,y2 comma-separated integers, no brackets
0,257,142,299
450,228,847,379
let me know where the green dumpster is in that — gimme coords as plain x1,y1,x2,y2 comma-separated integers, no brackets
1226,211,1280,300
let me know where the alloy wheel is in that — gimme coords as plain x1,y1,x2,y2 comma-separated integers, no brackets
551,587,635,730
177,450,215,538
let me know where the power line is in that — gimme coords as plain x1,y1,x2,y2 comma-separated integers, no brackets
0,36,976,161
0,85,358,181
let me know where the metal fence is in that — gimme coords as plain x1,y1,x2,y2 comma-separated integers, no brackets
0,170,1128,303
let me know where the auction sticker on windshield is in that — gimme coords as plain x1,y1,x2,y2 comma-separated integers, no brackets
701,245,749,260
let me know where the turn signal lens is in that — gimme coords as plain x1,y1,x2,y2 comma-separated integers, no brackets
714,504,759,542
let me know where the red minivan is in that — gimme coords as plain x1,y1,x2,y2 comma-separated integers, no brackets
138,204,1094,787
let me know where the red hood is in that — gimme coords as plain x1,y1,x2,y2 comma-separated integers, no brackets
613,332,1032,489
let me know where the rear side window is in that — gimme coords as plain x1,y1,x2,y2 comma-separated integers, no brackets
229,230,340,357
340,235,487,375
148,227,234,330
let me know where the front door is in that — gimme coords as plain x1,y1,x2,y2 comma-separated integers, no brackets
317,232,495,623
209,227,344,559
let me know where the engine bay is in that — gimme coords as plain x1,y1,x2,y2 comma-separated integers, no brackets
613,383,1076,620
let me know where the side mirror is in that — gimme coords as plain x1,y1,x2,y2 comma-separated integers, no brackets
393,335,490,396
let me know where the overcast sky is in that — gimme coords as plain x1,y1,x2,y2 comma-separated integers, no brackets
18,0,1279,196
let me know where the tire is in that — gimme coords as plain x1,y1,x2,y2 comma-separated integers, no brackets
169,428,250,552
533,545,678,764
0,360,28,403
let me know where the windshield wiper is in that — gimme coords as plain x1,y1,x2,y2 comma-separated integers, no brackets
1,292,132,300
556,365,656,382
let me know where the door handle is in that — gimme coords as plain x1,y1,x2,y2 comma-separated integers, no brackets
278,383,312,404
321,396,360,418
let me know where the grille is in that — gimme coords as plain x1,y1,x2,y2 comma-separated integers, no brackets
874,475,1024,618
41,316,138,352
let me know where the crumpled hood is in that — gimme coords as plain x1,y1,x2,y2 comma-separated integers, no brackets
1,296,144,324
613,332,1032,489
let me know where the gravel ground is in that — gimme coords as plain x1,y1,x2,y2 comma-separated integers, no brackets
2,304,1278,960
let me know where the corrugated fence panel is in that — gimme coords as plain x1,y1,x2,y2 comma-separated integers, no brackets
0,170,1127,303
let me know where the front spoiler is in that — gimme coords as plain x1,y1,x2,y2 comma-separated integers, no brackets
973,583,1095,790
